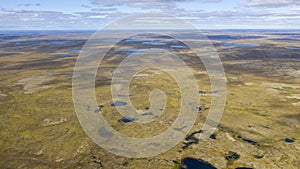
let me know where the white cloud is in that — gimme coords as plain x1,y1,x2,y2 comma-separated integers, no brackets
0,1,299,30
87,15,107,18
2,8,26,13
91,0,221,10
19,3,41,7
201,0,222,2
91,7,118,12
81,5,92,8
242,0,300,8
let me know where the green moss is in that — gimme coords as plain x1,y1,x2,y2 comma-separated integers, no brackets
172,163,180,169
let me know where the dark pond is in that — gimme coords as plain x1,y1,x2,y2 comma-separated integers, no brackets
124,39,148,43
180,157,217,169
111,101,127,107
215,39,230,42
285,138,295,143
118,117,137,123
115,48,146,54
242,138,257,145
142,41,167,45
57,54,71,57
126,50,146,54
210,134,216,139
49,40,74,44
223,43,256,48
69,49,83,53
14,42,22,45
170,45,188,49
237,135,258,145
183,130,205,149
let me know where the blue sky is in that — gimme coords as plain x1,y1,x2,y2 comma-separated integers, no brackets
0,0,299,30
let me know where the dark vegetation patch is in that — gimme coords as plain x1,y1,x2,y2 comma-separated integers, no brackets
226,151,240,166
0,56,75,71
95,78,112,87
0,39,86,54
225,151,240,161
0,52,18,57
223,45,300,61
217,124,260,146
253,154,264,159
283,113,300,121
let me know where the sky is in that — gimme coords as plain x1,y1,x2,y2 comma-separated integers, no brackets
0,0,299,30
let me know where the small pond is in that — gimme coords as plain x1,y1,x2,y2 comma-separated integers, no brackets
125,39,148,43
111,101,127,107
170,45,188,49
49,40,74,44
69,49,84,53
223,43,256,48
180,157,216,169
142,41,167,45
115,48,146,54
57,54,71,57
285,138,295,143
118,117,137,123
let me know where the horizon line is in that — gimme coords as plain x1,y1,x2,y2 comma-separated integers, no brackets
1,28,300,31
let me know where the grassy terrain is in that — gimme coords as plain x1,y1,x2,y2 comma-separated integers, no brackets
0,31,299,168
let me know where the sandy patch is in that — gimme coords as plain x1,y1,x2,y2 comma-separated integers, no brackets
15,74,56,94
286,94,300,100
0,91,7,97
266,88,281,94
245,82,254,86
42,118,68,127
292,102,300,106
262,82,299,89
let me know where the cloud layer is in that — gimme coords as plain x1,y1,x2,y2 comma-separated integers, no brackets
0,0,299,29
19,3,41,7
242,0,300,8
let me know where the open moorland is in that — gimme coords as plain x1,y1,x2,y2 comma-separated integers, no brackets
0,30,299,169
